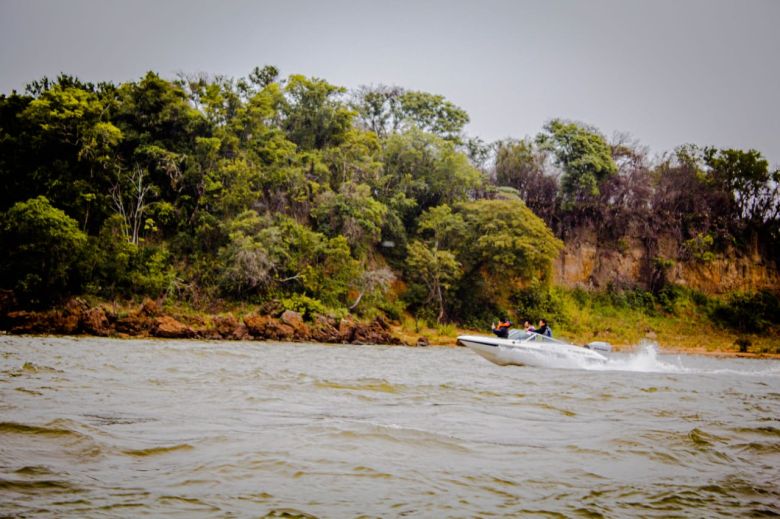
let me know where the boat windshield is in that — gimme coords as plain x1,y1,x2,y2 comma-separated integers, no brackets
507,329,531,340
507,329,568,345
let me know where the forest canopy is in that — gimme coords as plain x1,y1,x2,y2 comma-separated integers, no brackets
1,67,778,325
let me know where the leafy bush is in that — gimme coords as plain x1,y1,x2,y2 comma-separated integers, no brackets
0,196,87,305
81,215,175,298
130,245,176,296
656,285,685,314
712,291,780,333
280,293,337,320
511,282,566,325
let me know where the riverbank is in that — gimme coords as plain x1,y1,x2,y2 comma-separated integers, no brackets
1,296,778,358
0,297,402,346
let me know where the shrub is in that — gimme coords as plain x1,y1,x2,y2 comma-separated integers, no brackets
712,291,780,333
511,282,566,325
0,196,87,305
280,293,333,320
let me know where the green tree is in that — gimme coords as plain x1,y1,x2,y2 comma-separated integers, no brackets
704,147,780,228
404,204,467,322
217,211,360,308
0,196,87,304
380,129,483,221
448,199,564,320
11,82,123,231
406,240,463,323
352,85,469,142
312,182,387,255
416,204,467,250
536,119,617,203
282,75,354,150
458,199,563,278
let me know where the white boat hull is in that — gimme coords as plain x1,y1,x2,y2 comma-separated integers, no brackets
458,334,607,369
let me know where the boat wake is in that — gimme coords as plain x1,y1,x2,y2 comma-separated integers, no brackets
589,342,780,377
594,342,689,373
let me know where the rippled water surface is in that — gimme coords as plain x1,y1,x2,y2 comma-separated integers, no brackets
1,336,779,517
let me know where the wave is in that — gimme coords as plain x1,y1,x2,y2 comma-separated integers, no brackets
332,423,471,453
0,477,81,493
0,420,87,438
122,444,194,457
0,419,104,460
314,378,401,394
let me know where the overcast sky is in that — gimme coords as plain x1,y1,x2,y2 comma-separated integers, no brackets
1,0,778,165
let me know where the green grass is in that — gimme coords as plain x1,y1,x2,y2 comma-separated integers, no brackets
546,287,780,353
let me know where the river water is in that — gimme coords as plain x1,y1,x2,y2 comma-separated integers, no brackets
1,336,779,518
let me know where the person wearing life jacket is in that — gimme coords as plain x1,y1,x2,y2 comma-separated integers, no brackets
492,317,512,338
535,318,552,337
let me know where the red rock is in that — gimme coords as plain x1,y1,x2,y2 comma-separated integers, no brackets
212,314,240,338
265,320,295,341
243,314,296,341
153,316,194,339
280,310,310,340
115,313,151,335
310,314,340,343
57,312,81,334
140,298,160,316
338,317,357,342
243,315,271,338
82,307,110,336
6,310,51,334
232,324,251,341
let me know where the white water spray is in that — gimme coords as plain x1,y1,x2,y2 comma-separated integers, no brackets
597,341,689,373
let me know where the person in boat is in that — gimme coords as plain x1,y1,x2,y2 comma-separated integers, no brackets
523,320,536,333
491,317,512,338
535,319,552,337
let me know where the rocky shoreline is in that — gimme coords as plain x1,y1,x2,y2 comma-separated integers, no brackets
0,298,407,346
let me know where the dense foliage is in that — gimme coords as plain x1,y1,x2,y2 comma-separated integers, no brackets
1,68,778,330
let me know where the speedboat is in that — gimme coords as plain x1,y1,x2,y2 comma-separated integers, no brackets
457,330,609,369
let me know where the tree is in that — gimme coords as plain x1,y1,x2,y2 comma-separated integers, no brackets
406,240,463,323
536,119,617,204
312,182,387,255
216,211,361,308
416,204,466,250
348,267,396,312
12,82,123,231
704,148,780,228
380,129,483,219
111,166,155,245
494,138,559,225
0,196,87,304
405,205,466,323
282,75,353,150
457,199,563,280
352,85,469,142
651,147,731,248
322,128,383,189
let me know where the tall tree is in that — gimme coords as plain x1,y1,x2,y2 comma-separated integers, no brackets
282,75,353,150
494,138,559,225
352,85,469,142
536,119,617,204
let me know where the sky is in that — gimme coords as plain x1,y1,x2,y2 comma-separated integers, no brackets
1,0,778,166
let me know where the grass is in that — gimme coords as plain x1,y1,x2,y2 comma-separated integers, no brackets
393,287,780,356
